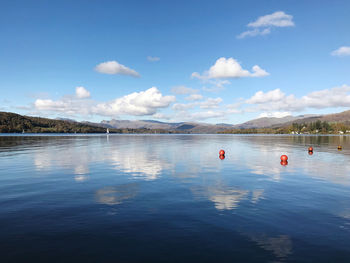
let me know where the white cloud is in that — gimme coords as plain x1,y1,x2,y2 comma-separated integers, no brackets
172,103,196,111
147,56,160,62
34,87,175,117
171,85,199,95
95,61,140,77
238,11,294,39
246,85,350,112
151,113,171,120
93,87,175,116
248,11,294,28
34,97,94,116
185,94,203,101
202,80,231,92
331,46,350,57
200,97,223,109
75,86,90,99
237,28,271,39
258,112,292,118
246,89,285,104
192,57,269,80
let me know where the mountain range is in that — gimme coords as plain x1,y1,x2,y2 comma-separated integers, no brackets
2,110,350,133
98,110,350,133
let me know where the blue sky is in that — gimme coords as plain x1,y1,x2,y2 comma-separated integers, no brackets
1,0,350,123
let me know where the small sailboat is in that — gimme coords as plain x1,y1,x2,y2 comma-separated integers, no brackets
106,128,110,134
22,129,25,134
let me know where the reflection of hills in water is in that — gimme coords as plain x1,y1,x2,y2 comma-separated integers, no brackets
233,135,350,185
1,134,350,186
22,135,173,181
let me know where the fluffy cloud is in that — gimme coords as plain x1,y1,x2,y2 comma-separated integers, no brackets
95,61,140,77
75,86,90,99
34,98,93,115
93,87,175,116
238,11,294,39
185,94,203,101
246,89,285,104
331,46,350,57
192,57,269,80
147,56,160,62
246,85,350,112
35,87,93,114
171,85,199,94
35,87,175,117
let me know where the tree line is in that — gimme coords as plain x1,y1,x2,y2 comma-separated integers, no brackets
219,120,350,134
0,112,178,134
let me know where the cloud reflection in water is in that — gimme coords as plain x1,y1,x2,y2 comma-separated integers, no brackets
95,183,138,205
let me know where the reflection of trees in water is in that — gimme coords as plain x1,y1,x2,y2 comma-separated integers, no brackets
290,135,350,147
0,136,75,154
232,134,350,151
95,183,138,205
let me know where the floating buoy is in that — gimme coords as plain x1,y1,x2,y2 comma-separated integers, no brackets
219,154,225,160
219,149,225,155
280,160,288,166
280,155,288,162
308,151,313,155
308,146,313,152
338,145,342,150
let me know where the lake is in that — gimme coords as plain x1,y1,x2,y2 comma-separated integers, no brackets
0,134,350,262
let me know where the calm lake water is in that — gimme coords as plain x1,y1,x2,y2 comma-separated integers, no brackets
1,134,350,262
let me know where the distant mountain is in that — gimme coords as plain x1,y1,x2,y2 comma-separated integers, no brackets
101,119,233,133
55,117,77,123
101,119,177,130
233,114,321,129
100,110,350,132
275,110,350,127
3,109,350,134
233,116,299,129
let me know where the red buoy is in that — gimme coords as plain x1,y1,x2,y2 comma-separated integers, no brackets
219,149,225,155
219,154,225,160
308,151,313,155
308,147,313,152
280,160,288,166
280,155,288,162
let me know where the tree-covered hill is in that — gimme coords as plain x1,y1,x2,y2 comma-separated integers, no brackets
0,112,183,134
0,112,116,133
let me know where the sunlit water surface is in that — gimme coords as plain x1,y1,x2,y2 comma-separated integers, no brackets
1,134,350,262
